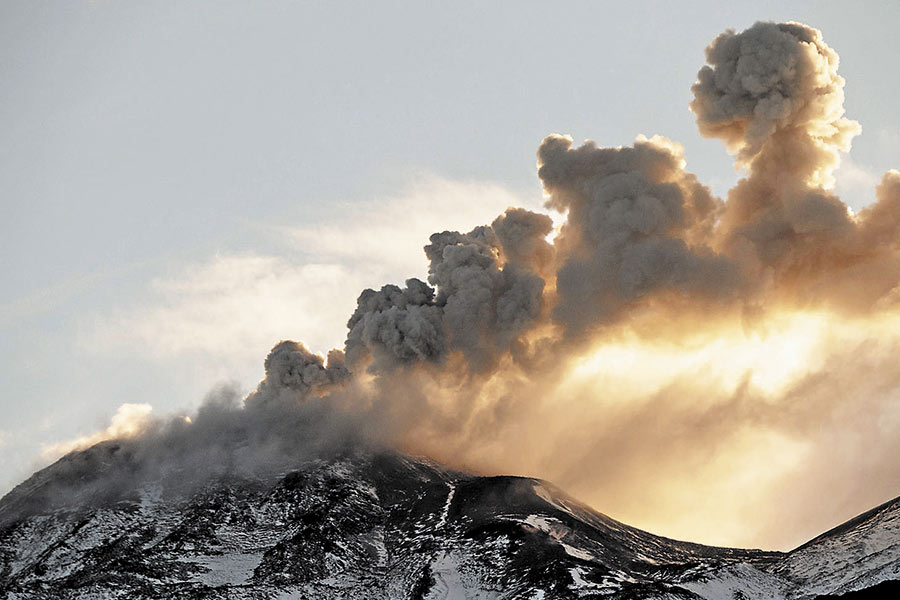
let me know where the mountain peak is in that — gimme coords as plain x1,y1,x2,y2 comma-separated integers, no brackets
1,446,897,599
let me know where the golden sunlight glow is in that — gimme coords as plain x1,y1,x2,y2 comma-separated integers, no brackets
567,312,846,398
541,308,900,548
40,403,154,462
620,429,812,548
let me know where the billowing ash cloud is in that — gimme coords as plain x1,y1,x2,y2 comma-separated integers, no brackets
538,134,739,335
345,278,444,370
246,341,349,406
691,21,860,178
490,207,555,273
688,22,900,313
344,209,549,373
262,20,898,386
27,21,900,550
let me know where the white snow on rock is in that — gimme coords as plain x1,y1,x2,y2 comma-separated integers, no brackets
438,482,456,529
521,514,597,562
3,451,900,599
680,562,792,600
190,552,264,586
424,552,500,600
773,498,900,597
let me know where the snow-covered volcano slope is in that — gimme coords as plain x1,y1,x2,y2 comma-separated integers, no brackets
675,494,900,600
0,442,897,599
773,495,900,597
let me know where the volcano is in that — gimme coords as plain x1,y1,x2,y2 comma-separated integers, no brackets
1,443,898,599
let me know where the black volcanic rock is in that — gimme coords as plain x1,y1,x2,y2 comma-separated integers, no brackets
0,445,898,599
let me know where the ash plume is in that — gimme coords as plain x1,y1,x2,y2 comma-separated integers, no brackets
247,341,349,406
344,278,445,370
19,20,900,550
345,208,549,374
690,21,859,178
692,22,900,313
538,134,739,335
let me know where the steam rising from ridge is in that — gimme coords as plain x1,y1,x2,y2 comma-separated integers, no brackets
21,21,900,550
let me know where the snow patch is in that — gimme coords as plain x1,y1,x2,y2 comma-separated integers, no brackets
425,553,468,600
191,552,264,587
522,514,597,562
569,567,595,589
681,563,791,600
775,501,900,596
424,552,500,600
437,482,456,529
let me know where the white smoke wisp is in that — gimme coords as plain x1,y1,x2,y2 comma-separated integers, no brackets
40,403,155,462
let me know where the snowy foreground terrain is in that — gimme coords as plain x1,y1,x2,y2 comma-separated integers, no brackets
1,443,898,599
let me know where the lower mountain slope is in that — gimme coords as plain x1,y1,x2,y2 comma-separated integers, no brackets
0,443,897,599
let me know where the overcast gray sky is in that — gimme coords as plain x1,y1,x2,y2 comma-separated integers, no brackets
2,1,899,511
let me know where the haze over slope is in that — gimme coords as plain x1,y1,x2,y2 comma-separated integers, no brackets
23,21,900,551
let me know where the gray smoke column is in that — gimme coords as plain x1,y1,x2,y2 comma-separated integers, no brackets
23,20,900,551
690,21,859,182
538,134,740,336
246,341,349,407
344,209,550,374
233,23,900,551
344,279,444,370
333,22,900,372
689,21,900,312
181,20,900,423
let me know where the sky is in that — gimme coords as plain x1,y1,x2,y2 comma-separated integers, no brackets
2,1,900,551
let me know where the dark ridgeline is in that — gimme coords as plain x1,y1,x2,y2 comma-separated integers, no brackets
1,443,898,599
